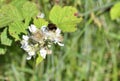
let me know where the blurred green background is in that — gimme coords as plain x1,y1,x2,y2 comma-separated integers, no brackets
0,0,120,81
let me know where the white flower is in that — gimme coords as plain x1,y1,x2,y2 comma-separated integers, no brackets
37,13,45,18
41,25,48,32
26,56,32,60
21,43,35,60
41,27,64,46
29,24,37,33
21,24,64,61
21,41,35,60
21,40,28,47
21,42,31,51
22,35,29,41
53,37,64,46
54,28,64,46
40,48,47,59
55,28,61,36
21,35,30,50
41,26,50,40
28,51,35,56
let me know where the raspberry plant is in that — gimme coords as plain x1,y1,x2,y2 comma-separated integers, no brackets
0,0,82,65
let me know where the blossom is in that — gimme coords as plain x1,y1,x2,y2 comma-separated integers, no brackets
21,35,30,51
28,24,37,33
55,28,61,36
41,25,48,32
21,35,36,60
21,43,31,51
26,56,32,60
28,49,35,56
54,28,64,46
42,27,64,46
21,24,64,60
40,48,47,59
21,42,36,60
26,50,35,60
22,35,29,41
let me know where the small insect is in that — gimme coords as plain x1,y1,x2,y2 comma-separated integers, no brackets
47,23,57,31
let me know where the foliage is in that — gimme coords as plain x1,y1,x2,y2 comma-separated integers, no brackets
49,5,82,32
33,18,48,28
110,2,120,20
0,0,81,64
0,0,120,81
0,1,39,41
1,28,12,46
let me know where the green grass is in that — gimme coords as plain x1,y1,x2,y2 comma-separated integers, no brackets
0,0,120,81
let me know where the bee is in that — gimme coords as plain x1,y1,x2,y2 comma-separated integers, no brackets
47,23,57,31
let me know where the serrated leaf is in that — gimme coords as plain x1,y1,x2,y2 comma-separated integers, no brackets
10,0,27,9
33,18,48,28
0,4,23,28
9,21,27,41
1,28,12,46
49,5,82,32
10,1,37,26
10,0,27,19
36,54,44,66
21,1,39,20
0,45,7,55
110,2,120,20
49,5,62,25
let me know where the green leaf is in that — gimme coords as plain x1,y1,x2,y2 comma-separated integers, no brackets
1,28,12,46
21,1,39,20
10,1,38,26
0,4,23,28
0,45,7,55
9,21,27,41
49,5,62,25
110,2,120,20
49,5,82,32
36,54,44,66
10,0,27,9
33,18,48,28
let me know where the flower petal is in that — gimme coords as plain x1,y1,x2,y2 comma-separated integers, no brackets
56,28,61,36
22,35,29,41
40,48,47,58
41,26,47,32
21,40,28,47
58,42,64,46
21,44,31,51
29,24,37,33
28,51,35,56
26,56,32,60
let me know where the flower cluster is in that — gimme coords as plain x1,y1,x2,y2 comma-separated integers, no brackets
21,21,64,60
